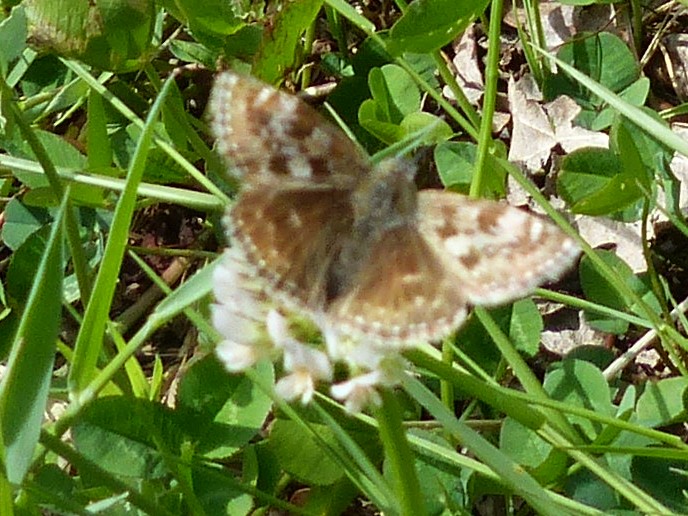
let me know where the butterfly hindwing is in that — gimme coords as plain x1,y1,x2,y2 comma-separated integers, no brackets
328,225,468,343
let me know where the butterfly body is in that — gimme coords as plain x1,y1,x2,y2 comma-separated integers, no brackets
351,158,417,236
210,71,580,344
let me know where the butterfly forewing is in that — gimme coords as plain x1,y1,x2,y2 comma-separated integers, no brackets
209,72,370,186
417,190,579,306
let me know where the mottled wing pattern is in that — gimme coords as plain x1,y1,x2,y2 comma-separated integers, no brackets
329,225,468,343
209,72,370,186
417,190,580,306
231,187,356,310
211,71,580,345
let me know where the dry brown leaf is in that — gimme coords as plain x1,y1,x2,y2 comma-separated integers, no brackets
443,25,484,105
508,75,608,171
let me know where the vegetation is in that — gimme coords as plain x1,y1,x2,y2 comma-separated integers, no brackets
1,0,687,514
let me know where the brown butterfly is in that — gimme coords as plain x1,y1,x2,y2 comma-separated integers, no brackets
209,72,579,344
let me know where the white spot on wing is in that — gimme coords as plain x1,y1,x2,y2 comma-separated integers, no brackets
529,220,544,241
287,154,312,178
444,234,472,257
279,94,299,113
288,211,303,228
307,127,331,153
498,210,527,232
254,87,274,107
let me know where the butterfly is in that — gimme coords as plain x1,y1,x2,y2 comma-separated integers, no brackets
209,71,580,345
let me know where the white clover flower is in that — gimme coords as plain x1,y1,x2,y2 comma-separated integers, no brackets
265,309,292,350
320,323,385,366
275,340,333,404
213,248,275,372
330,354,408,413
321,322,413,368
274,373,316,404
331,371,383,413
215,339,266,372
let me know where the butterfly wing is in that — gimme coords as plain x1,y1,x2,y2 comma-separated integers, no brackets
209,72,370,186
417,190,579,306
231,187,358,310
327,225,468,344
212,72,578,344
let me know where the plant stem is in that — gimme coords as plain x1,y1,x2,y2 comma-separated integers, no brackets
374,389,425,516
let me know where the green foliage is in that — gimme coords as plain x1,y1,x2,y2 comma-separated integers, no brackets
177,356,274,458
387,0,491,55
0,6,26,77
544,32,646,130
434,140,508,196
0,1,685,515
359,64,452,145
0,198,65,484
579,250,660,333
253,0,323,84
558,115,668,219
24,0,157,72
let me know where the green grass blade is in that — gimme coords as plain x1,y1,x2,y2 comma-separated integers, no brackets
0,195,66,484
69,76,175,397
